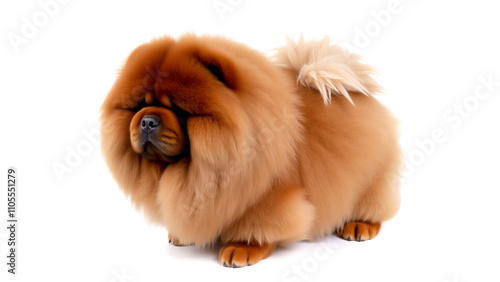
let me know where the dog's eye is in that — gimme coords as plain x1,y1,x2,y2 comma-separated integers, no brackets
171,102,190,128
206,64,226,86
119,98,147,112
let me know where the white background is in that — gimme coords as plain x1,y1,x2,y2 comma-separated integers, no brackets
1,0,499,281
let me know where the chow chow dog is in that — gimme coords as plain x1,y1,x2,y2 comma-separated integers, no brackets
100,34,401,267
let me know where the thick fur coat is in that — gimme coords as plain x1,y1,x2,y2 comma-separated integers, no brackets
100,34,401,267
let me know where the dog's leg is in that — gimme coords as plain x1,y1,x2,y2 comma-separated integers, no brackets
219,186,315,267
337,160,401,242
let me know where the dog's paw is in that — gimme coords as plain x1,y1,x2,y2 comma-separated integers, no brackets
167,233,191,247
219,242,276,268
337,222,381,242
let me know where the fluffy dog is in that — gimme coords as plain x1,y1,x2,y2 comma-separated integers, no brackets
100,34,401,267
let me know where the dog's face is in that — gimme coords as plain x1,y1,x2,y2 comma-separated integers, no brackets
128,92,189,163
102,36,247,168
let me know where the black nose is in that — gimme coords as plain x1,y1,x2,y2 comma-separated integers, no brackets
141,116,160,133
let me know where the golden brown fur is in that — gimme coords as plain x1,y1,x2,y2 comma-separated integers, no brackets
100,34,401,267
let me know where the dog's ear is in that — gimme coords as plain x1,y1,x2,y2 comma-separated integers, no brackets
103,37,176,112
194,49,240,90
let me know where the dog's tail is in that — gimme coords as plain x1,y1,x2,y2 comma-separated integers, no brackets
274,35,382,105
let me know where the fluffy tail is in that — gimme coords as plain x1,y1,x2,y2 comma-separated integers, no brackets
274,36,382,105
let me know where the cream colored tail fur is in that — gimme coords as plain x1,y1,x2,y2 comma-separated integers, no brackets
274,36,382,105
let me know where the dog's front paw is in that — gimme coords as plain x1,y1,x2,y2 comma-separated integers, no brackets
337,222,381,242
167,233,191,247
219,242,276,268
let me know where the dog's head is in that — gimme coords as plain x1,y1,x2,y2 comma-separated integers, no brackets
101,35,248,167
